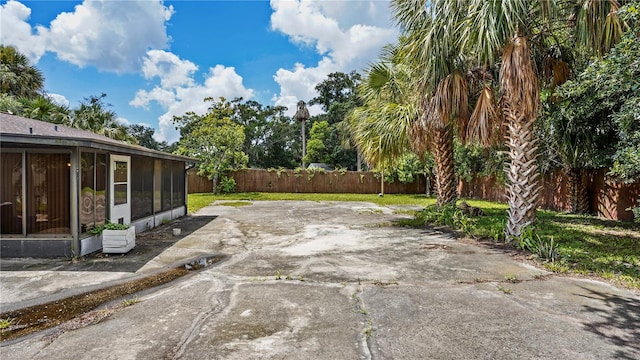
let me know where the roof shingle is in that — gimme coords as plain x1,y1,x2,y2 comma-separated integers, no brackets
0,112,193,162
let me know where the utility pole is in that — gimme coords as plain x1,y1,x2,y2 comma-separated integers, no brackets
294,100,310,169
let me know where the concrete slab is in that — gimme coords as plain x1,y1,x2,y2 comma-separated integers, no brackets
1,200,638,359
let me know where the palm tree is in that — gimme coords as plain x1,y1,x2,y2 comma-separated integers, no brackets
348,42,419,177
0,45,44,99
419,71,469,208
390,0,625,241
21,96,72,125
72,94,133,143
459,0,627,241
391,1,494,208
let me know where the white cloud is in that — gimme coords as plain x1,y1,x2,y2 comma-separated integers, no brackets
130,87,176,110
141,50,197,89
116,117,131,126
271,59,336,114
312,0,392,30
269,0,397,116
0,1,47,61
3,0,397,144
270,0,343,54
47,93,70,107
131,52,255,143
0,0,173,73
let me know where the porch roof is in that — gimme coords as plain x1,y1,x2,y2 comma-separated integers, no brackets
0,112,194,163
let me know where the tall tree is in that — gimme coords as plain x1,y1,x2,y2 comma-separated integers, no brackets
0,45,44,99
391,1,485,208
72,93,133,143
20,95,72,125
174,97,248,194
349,42,418,176
310,71,361,124
128,124,171,151
542,2,640,189
303,120,332,165
310,71,363,169
231,99,299,169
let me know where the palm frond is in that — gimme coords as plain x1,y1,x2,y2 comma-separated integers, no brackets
500,36,539,121
542,56,571,96
390,0,429,34
466,86,502,147
409,110,434,156
463,0,525,64
576,0,626,57
424,71,469,130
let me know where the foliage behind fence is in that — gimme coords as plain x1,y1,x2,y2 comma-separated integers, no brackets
188,168,639,221
188,169,429,195
457,169,640,222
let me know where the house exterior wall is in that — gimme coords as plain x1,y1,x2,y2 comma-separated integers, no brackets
0,147,76,257
1,146,189,258
0,239,73,258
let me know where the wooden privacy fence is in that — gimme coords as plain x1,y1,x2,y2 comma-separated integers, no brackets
188,168,639,221
188,168,429,195
458,169,640,222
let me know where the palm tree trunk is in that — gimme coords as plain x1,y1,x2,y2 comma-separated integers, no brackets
505,113,540,242
576,168,590,214
433,126,456,208
567,167,579,213
568,167,589,214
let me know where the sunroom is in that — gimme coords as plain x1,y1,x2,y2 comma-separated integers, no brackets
0,113,194,258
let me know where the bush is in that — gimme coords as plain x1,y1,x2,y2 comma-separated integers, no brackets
88,222,130,235
416,204,473,233
219,176,236,194
517,225,559,262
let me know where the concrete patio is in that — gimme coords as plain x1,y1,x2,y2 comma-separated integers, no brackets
1,200,638,359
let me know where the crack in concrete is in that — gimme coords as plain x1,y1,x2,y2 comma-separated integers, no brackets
168,278,231,359
4,201,638,359
455,273,556,286
346,285,374,360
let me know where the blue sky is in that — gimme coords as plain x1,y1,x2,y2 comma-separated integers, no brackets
1,0,397,143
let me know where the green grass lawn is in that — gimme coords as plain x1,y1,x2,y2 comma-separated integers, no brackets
188,192,435,214
462,200,640,289
188,193,639,290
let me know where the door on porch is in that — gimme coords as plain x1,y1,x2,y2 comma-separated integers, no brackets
110,155,130,224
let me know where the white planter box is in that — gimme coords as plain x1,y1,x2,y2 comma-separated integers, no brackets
102,226,136,253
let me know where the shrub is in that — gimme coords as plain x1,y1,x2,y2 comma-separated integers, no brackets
517,225,559,262
416,204,473,233
88,222,130,235
219,176,236,194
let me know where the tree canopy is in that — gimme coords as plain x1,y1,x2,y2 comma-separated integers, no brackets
306,71,363,169
542,3,640,183
174,97,248,193
0,45,44,99
230,99,299,169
